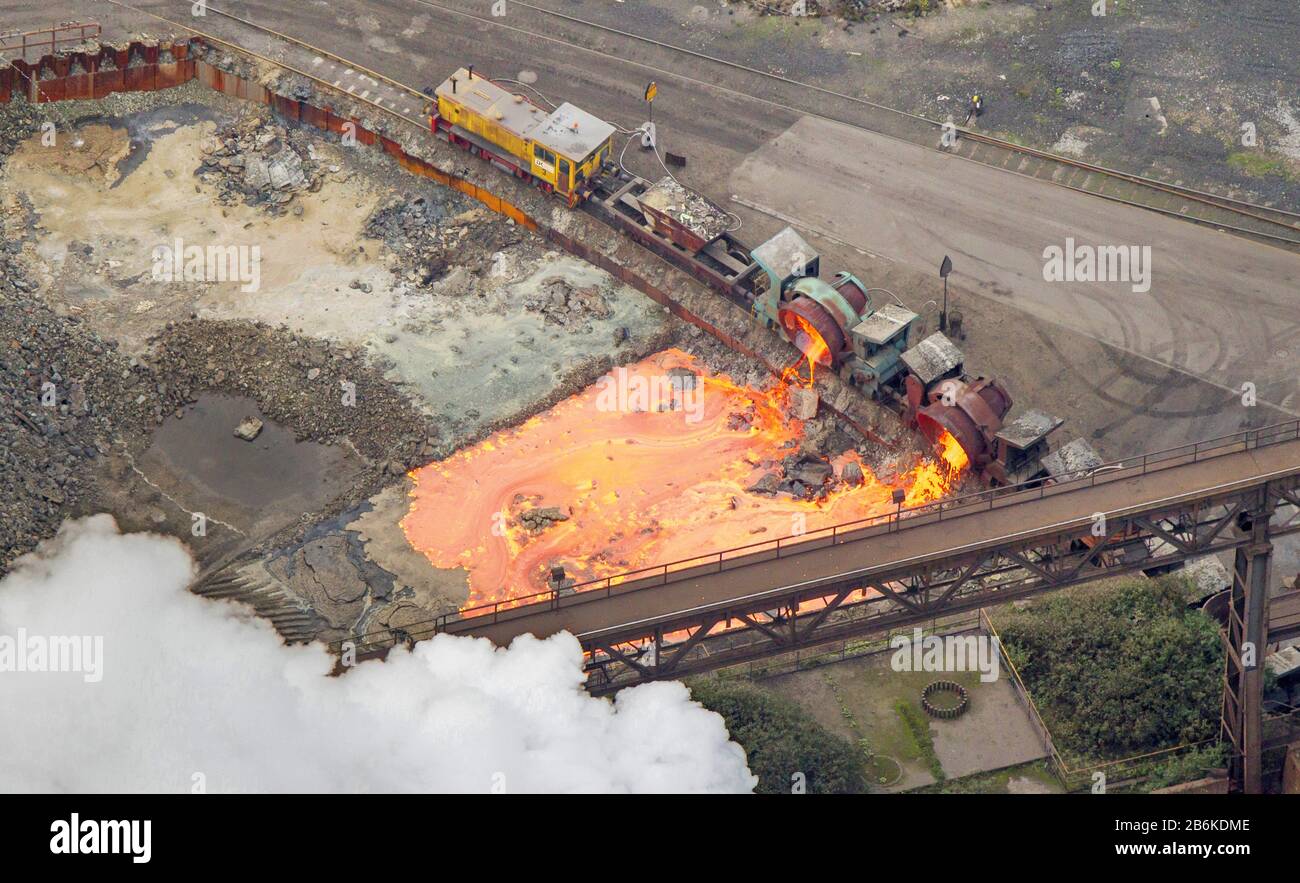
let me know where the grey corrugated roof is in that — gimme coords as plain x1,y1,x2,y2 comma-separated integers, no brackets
900,332,963,385
995,409,1063,449
1040,437,1104,482
853,304,917,346
751,227,815,277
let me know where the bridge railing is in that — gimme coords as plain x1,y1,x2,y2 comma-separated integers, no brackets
337,418,1300,653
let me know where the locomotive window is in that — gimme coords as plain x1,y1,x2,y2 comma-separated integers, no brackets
533,145,555,166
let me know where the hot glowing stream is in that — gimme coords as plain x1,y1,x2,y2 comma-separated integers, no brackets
402,349,967,613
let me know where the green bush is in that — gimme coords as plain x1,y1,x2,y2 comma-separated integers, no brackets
998,575,1223,760
690,679,868,794
1138,744,1227,792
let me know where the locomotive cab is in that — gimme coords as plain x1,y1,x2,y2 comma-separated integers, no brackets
529,102,613,198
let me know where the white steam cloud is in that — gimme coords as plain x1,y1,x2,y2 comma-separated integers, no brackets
0,516,756,793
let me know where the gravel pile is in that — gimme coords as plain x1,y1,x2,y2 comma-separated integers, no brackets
745,0,914,18
363,194,457,287
0,293,171,574
0,94,41,158
364,195,521,287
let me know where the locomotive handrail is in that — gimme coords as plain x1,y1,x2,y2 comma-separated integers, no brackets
335,418,1300,652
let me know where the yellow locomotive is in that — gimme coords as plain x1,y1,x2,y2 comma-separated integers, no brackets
432,66,615,206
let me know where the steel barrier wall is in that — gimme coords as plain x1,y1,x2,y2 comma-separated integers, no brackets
0,40,196,105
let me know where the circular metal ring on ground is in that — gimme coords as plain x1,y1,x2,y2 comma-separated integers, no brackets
921,680,970,720
864,753,904,787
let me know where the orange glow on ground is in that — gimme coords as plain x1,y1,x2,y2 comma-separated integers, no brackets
401,349,966,613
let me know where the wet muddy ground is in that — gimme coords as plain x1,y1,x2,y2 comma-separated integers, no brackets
137,393,363,537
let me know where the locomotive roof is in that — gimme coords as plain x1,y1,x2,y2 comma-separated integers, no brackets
532,103,616,160
899,331,963,385
436,70,614,160
436,68,549,138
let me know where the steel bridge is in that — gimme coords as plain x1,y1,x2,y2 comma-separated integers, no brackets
348,421,1300,792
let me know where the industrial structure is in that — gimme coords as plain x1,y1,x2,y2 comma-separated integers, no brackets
6,10,1298,797
423,64,1094,488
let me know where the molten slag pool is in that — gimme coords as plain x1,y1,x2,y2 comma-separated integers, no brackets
402,349,967,613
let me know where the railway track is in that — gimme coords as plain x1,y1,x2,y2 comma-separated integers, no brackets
100,0,1300,248
406,0,1300,250
100,0,431,132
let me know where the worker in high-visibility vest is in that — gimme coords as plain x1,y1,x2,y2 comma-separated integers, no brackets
964,94,984,125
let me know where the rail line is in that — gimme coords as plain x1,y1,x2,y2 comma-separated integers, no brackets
405,0,1300,249
100,0,430,132
106,0,1300,247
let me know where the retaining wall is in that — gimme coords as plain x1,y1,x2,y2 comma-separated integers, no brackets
0,39,196,104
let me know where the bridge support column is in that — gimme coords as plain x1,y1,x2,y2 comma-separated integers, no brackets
1222,494,1275,794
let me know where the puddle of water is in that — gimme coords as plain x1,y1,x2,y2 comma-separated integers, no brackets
138,393,360,531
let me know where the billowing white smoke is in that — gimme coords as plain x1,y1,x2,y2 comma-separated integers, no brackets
0,516,756,793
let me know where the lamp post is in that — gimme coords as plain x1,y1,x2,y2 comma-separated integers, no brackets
939,255,953,333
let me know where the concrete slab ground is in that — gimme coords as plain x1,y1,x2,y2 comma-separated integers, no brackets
761,649,1049,791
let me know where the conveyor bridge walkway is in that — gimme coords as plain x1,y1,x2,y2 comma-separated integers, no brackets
347,421,1300,792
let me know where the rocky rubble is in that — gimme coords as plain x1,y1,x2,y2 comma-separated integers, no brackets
746,453,825,500
524,275,613,329
740,404,865,501
0,292,168,574
1,192,37,298
0,166,184,571
364,195,520,287
197,108,323,214
745,0,959,17
0,95,41,158
518,506,570,533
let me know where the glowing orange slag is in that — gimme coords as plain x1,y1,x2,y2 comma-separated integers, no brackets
401,349,969,613
780,313,831,388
